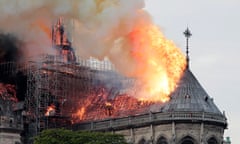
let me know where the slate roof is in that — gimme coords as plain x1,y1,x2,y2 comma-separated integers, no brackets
163,69,222,115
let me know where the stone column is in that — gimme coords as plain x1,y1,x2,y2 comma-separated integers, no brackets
200,122,204,144
150,124,155,144
172,121,176,144
130,128,135,144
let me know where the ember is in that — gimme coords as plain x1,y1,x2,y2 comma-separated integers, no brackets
45,104,56,116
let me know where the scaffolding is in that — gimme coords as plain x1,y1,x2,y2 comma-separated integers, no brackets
24,54,128,135
0,62,17,83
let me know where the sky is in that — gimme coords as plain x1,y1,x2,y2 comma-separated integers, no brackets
145,0,240,143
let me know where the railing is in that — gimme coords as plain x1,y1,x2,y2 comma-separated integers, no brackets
72,111,227,131
27,54,116,71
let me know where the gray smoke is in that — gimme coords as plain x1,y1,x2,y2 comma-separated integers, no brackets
0,0,151,75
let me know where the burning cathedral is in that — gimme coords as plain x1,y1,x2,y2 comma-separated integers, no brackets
0,1,227,144
0,18,227,144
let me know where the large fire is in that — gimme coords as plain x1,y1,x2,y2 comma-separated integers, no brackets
128,23,186,102
70,24,186,122
44,21,186,123
71,87,155,122
0,0,187,123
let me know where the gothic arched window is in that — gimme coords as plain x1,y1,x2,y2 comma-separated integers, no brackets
179,136,196,144
157,136,168,144
207,137,218,144
138,138,147,144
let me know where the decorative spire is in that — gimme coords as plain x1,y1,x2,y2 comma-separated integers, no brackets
183,27,192,69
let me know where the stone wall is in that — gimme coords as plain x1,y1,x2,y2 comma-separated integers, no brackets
0,132,21,144
114,122,224,144
72,111,227,144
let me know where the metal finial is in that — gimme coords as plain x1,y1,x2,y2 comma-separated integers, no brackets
183,27,192,69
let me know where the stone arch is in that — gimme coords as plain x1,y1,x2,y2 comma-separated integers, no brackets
156,135,168,144
207,136,218,144
178,136,197,144
9,118,13,127
138,138,147,144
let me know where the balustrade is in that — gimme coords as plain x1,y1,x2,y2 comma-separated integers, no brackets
73,111,226,131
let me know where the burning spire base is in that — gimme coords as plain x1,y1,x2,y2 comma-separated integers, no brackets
52,17,76,63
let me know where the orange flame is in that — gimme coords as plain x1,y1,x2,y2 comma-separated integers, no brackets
71,23,186,122
74,107,85,120
45,104,56,116
105,102,112,107
128,23,186,102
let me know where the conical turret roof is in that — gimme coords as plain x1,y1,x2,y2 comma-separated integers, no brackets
163,69,222,115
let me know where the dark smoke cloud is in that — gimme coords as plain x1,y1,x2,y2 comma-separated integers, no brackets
0,33,22,62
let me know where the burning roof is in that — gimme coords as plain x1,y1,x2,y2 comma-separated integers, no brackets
0,0,187,125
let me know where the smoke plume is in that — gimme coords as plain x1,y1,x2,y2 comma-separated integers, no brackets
0,0,186,102
0,0,147,67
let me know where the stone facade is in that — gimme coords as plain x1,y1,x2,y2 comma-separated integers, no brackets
73,110,227,144
0,115,23,144
0,97,23,144
0,132,21,144
114,123,224,144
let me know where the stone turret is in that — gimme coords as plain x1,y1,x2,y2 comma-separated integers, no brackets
159,68,227,144
0,84,23,144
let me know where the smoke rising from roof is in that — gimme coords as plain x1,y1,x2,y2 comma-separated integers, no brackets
0,1,186,103
0,0,149,74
